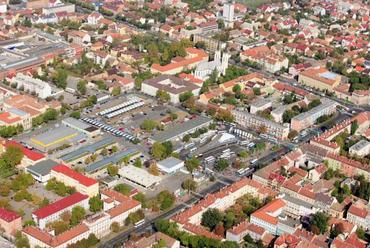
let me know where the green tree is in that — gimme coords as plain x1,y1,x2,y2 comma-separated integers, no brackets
156,190,175,211
77,80,87,95
134,158,142,168
215,159,229,171
350,120,359,135
310,212,329,234
232,84,241,94
89,196,103,213
182,179,197,192
0,182,10,196
15,231,30,248
179,91,194,103
110,222,120,233
114,184,132,196
140,119,158,132
185,156,200,173
156,90,170,103
107,164,118,176
52,69,68,89
238,150,249,158
151,142,166,160
356,227,366,240
253,88,261,95
70,111,81,119
201,208,223,230
111,86,121,96
71,206,86,226
161,141,173,157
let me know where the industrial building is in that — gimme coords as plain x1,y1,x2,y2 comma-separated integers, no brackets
28,126,85,152
150,115,212,143
59,137,116,164
157,157,184,174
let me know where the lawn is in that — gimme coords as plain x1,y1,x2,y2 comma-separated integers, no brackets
237,0,281,9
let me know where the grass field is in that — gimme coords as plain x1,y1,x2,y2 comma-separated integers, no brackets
237,0,283,9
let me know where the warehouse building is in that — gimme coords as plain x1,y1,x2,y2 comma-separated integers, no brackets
28,126,85,152
59,137,117,164
157,157,184,174
86,148,140,175
119,165,162,188
62,117,100,137
149,115,212,143
25,159,59,183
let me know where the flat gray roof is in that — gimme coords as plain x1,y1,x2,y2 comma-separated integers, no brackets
157,157,184,169
62,117,91,130
150,115,211,143
26,159,59,176
30,126,84,148
292,98,337,121
59,137,116,162
86,148,139,173
283,194,313,209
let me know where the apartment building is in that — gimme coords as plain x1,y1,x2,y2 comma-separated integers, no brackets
0,208,22,237
101,189,141,225
250,199,286,235
32,193,89,229
0,108,32,130
349,139,370,157
346,203,370,230
291,99,338,132
24,223,90,248
226,221,266,243
51,165,99,197
233,110,290,140
240,46,288,73
298,67,344,92
11,73,52,99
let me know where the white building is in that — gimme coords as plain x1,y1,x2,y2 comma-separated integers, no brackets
349,139,370,157
157,157,184,174
193,50,230,80
11,73,52,99
87,12,103,25
32,193,89,229
223,1,234,27
346,203,370,230
250,98,272,114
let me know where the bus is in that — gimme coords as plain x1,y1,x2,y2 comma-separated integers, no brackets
247,142,255,149
250,159,258,165
222,148,231,154
134,219,145,227
236,168,247,176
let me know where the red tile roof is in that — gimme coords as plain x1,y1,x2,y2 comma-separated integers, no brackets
0,112,21,124
101,190,141,218
348,204,367,218
33,193,88,219
251,199,285,225
0,208,20,222
5,140,45,161
23,223,89,247
151,48,207,73
52,164,97,187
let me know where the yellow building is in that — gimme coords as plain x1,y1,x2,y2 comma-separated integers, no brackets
298,67,343,92
51,164,99,197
